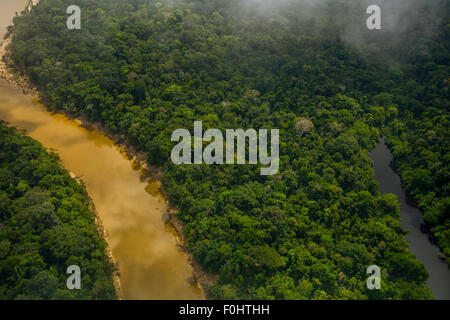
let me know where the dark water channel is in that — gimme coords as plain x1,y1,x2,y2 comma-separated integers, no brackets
369,138,450,299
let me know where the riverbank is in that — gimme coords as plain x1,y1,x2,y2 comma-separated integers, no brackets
369,138,450,299
0,0,215,299
0,0,39,95
384,141,447,261
71,174,124,299
165,212,218,298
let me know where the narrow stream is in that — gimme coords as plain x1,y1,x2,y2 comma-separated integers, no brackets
0,0,203,300
369,138,450,299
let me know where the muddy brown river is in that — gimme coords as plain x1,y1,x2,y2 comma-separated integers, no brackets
0,0,202,300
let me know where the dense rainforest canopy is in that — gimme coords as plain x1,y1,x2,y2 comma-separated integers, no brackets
3,0,449,299
0,122,116,299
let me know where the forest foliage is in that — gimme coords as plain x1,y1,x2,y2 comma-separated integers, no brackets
4,0,449,299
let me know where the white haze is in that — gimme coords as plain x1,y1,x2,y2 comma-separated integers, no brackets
238,0,446,54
